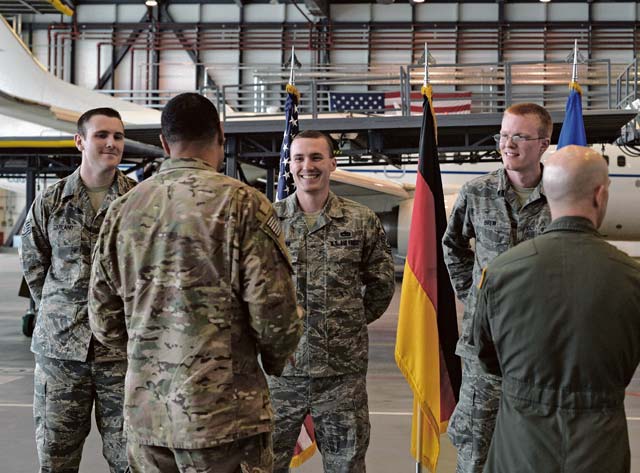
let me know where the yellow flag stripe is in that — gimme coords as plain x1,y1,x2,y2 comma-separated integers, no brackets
395,262,443,469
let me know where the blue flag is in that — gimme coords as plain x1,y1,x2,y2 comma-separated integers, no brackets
557,82,587,149
277,83,299,200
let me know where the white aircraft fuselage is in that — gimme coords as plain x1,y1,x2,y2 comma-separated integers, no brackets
340,143,640,258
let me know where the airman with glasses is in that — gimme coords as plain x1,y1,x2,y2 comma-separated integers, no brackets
443,103,553,473
492,133,547,144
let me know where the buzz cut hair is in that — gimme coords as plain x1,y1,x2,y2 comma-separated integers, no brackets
161,93,223,145
291,130,335,158
76,108,123,137
505,103,553,139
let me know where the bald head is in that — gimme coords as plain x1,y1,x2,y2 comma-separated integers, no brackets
543,145,610,227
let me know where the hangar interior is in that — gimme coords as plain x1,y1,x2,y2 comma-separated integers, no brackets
1,0,640,244
0,3,639,472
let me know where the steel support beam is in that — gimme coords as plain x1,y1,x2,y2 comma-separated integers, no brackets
265,167,275,202
225,135,238,179
160,4,217,92
16,0,40,14
151,7,160,93
94,10,151,90
303,0,329,19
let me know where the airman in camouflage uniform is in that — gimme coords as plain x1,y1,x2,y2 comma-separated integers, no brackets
88,93,302,473
20,107,135,473
268,130,395,473
442,103,553,473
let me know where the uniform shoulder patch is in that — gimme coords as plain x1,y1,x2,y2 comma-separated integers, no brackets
254,201,291,271
254,197,282,240
478,267,487,289
264,213,282,239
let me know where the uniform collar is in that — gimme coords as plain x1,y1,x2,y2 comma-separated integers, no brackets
497,164,546,201
544,216,600,236
61,167,128,201
158,157,217,173
280,191,344,219
61,167,83,199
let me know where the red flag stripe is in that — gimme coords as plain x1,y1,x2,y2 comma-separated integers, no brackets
407,170,439,309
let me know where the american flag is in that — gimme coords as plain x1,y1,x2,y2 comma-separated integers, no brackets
277,83,319,467
277,83,300,200
329,91,472,115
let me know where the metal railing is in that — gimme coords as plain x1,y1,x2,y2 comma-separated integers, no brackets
615,58,640,143
97,58,640,145
97,88,222,109
616,58,638,108
219,58,627,121
405,62,507,114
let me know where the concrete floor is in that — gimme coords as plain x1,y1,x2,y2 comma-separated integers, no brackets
0,249,638,472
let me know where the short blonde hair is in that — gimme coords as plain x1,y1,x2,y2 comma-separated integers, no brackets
504,103,553,138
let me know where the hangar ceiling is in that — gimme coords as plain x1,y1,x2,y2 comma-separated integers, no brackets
0,0,73,16
0,0,632,20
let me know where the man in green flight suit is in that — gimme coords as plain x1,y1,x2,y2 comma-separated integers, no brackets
474,145,640,473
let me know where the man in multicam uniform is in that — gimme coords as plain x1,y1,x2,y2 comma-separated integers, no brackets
442,103,553,473
88,93,302,473
268,130,395,473
20,107,135,473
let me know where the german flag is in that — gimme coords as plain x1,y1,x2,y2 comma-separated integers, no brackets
395,84,461,471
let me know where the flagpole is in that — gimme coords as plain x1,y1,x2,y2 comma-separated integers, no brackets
413,45,429,473
415,401,423,473
423,42,429,87
289,45,295,85
571,39,578,83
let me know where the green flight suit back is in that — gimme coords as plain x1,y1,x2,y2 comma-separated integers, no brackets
474,216,640,473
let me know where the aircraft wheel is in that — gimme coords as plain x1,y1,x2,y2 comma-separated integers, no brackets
22,311,35,338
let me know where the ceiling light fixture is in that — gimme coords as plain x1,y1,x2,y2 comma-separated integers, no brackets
540,0,551,3
145,0,157,6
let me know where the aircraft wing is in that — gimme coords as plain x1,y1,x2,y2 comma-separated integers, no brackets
0,28,165,159
331,168,412,200
0,16,161,127
0,15,163,160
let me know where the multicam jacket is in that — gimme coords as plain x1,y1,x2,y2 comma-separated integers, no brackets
88,157,302,449
20,167,136,362
274,191,395,378
442,166,551,360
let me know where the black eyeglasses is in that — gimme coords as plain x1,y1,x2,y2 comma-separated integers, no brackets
493,134,546,144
